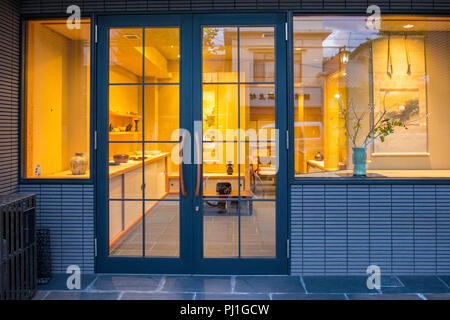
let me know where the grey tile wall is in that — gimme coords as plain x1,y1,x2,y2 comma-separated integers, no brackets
291,185,450,275
0,0,20,195
19,184,95,274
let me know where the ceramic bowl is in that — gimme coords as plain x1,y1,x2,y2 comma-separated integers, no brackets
113,154,129,164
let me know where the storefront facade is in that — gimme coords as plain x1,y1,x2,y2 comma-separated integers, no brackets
1,0,449,275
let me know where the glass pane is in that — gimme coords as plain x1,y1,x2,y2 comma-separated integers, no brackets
241,141,277,200
203,142,243,197
240,201,276,257
144,143,179,199
145,201,179,257
203,84,238,139
240,27,275,83
144,28,180,83
109,200,143,257
109,28,143,83
24,19,91,179
144,85,179,141
240,84,276,137
293,16,450,178
109,85,143,142
109,143,143,199
203,27,238,83
203,201,238,258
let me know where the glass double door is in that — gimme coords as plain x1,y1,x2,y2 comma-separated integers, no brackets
96,14,287,274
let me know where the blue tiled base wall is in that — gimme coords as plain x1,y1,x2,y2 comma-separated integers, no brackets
19,184,95,274
17,183,450,275
290,185,450,276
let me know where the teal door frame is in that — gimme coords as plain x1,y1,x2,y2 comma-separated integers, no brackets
95,13,288,274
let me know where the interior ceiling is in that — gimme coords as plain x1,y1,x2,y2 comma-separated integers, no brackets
109,28,179,77
44,21,91,41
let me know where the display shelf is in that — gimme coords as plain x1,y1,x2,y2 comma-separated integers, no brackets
109,131,142,135
109,111,141,118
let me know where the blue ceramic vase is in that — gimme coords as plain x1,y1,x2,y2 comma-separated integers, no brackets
352,147,367,176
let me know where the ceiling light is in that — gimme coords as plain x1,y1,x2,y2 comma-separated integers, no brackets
403,24,414,29
124,34,140,39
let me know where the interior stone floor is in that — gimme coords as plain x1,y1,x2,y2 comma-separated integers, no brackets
111,200,276,258
33,274,450,300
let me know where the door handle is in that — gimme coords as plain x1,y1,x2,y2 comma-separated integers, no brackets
194,131,201,198
179,133,187,197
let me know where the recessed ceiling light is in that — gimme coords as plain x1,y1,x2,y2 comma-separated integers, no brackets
170,45,174,48
403,24,414,29
124,34,140,39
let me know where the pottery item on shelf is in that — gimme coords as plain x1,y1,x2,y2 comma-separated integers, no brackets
226,162,233,175
148,150,161,156
70,153,88,175
315,151,324,161
338,162,347,170
125,123,133,131
113,154,129,164
134,119,139,132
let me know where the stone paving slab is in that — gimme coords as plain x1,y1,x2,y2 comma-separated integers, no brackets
381,276,450,294
346,294,423,300
162,276,232,293
121,292,195,300
234,276,305,293
32,274,450,300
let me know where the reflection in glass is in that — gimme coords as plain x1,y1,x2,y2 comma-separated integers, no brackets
203,84,238,138
203,201,238,258
240,201,276,257
240,84,276,138
242,142,277,200
144,28,180,83
239,27,275,83
203,27,238,83
109,85,143,142
145,201,179,257
109,28,143,83
144,85,179,141
109,200,143,257
203,142,242,197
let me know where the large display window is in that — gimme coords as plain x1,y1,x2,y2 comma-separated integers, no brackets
22,19,91,179
293,16,450,178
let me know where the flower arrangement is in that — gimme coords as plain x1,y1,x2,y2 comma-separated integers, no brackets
339,98,406,176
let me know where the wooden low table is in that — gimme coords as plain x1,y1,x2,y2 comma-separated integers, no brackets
203,190,253,215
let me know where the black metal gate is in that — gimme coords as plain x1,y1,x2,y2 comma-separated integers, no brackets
0,194,37,300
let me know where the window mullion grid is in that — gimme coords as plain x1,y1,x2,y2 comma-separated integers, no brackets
141,27,146,258
237,26,241,259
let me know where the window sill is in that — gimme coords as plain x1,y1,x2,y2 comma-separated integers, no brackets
295,169,450,179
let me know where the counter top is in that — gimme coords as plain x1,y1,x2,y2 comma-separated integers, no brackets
109,152,169,178
46,153,169,179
